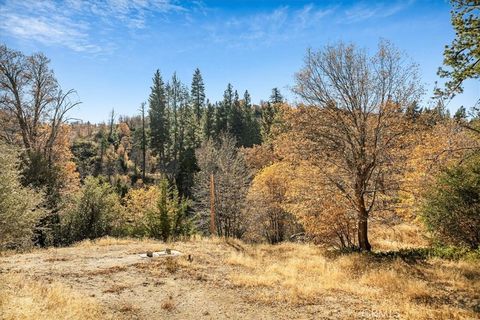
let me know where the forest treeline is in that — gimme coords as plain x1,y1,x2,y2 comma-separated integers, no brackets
1,8,479,253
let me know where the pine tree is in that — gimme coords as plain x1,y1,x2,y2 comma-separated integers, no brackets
177,82,199,198
214,84,234,137
261,102,278,142
191,68,206,123
176,146,198,198
270,87,284,104
437,0,480,98
224,83,234,126
230,89,244,145
244,90,251,109
167,73,182,166
242,90,261,147
202,101,216,141
148,70,169,172
261,88,284,142
167,74,194,188
215,102,227,138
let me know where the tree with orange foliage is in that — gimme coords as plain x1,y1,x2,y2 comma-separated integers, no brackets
285,162,358,248
291,40,422,251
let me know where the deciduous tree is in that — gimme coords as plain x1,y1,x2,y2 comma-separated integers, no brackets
292,40,422,251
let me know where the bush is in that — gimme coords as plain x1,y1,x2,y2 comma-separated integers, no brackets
421,154,480,249
123,185,159,237
0,142,43,250
146,179,194,241
61,177,123,243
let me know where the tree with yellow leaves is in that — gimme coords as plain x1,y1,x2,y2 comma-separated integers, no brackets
247,163,298,244
123,185,160,237
399,118,480,220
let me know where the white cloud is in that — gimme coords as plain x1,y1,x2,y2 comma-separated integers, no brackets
207,4,335,48
0,9,101,53
0,0,185,53
0,1,415,54
343,0,415,23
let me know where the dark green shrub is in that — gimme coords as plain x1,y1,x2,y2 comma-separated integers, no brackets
62,177,123,243
421,154,480,249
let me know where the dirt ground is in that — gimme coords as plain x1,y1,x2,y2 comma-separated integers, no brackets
0,237,478,319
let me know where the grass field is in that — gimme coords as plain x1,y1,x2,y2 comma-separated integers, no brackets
0,226,479,319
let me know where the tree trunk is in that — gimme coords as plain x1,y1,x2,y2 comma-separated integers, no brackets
357,205,371,251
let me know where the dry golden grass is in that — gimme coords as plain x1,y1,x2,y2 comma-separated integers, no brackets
370,222,430,251
226,241,479,319
0,273,112,320
0,228,478,319
74,236,140,247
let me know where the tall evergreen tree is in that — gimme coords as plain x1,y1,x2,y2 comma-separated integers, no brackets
177,82,199,198
261,102,278,142
244,90,251,109
191,68,206,123
215,83,234,136
270,87,284,104
230,89,244,145
224,83,234,125
263,88,284,142
167,73,182,166
148,70,169,171
242,90,261,147
202,101,216,141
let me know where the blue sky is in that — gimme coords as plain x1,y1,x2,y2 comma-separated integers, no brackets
1,0,478,123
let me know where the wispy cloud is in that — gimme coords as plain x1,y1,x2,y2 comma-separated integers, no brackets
0,1,416,54
343,0,415,23
0,0,185,53
206,4,335,48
